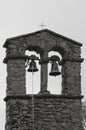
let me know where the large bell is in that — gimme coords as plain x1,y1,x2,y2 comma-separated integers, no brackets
49,62,61,76
27,60,38,72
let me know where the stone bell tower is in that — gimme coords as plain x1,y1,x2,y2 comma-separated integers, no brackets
3,29,84,130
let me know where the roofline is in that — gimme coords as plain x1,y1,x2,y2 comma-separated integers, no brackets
3,29,82,48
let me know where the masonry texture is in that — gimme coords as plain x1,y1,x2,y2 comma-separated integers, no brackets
3,29,84,130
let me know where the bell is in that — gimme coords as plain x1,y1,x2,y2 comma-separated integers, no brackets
49,62,61,76
27,60,38,72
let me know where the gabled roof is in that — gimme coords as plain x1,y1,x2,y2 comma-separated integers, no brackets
3,29,82,48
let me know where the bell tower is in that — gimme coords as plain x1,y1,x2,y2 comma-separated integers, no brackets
3,29,84,130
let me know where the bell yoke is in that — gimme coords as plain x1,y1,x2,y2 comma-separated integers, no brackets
26,54,61,76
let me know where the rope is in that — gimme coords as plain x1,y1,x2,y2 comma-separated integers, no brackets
32,69,34,130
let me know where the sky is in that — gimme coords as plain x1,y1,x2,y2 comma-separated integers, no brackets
0,0,86,129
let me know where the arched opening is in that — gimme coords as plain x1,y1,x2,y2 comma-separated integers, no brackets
48,51,62,94
25,50,40,94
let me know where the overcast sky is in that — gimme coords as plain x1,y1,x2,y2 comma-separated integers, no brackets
0,0,86,129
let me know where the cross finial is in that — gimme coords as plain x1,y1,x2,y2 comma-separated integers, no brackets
39,22,46,30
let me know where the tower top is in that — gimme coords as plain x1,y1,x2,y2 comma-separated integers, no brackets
3,29,82,48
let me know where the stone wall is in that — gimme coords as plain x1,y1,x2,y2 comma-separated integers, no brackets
62,61,81,96
5,95,83,130
6,59,26,95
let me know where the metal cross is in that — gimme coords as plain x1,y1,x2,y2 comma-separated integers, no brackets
39,22,46,30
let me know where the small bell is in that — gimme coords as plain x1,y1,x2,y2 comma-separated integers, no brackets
49,62,61,76
27,60,38,72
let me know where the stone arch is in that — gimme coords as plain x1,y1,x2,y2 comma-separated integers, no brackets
25,50,40,94
49,45,65,58
24,45,44,94
26,45,44,56
48,50,62,94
